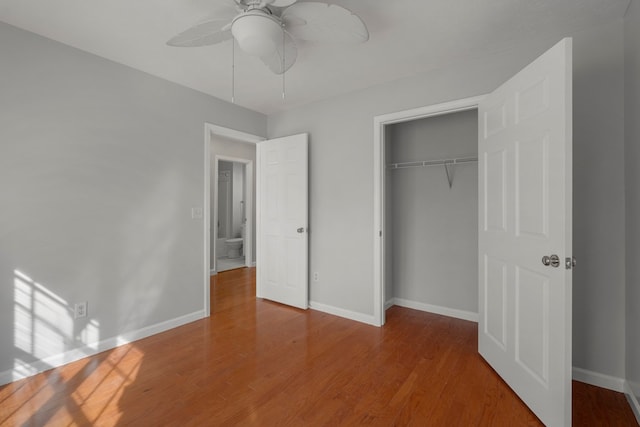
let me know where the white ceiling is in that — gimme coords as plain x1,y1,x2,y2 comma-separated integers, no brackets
0,0,630,115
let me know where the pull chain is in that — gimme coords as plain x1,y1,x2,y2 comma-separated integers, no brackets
282,24,286,101
231,38,235,104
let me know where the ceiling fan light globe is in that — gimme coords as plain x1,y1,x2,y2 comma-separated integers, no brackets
232,12,282,57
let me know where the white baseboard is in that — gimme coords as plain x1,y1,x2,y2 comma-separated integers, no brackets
574,369,640,423
210,269,217,275
625,381,640,424
251,262,256,267
572,367,626,392
391,298,479,322
0,310,204,386
309,301,377,326
384,299,394,310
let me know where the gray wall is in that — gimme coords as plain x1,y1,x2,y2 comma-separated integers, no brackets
571,20,626,379
625,0,640,405
209,136,257,266
388,110,478,313
268,21,626,378
0,22,266,377
268,49,531,317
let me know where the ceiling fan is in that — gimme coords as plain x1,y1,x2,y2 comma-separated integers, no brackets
167,0,369,74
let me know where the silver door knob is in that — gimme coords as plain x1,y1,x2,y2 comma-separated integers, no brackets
297,227,305,233
542,254,560,267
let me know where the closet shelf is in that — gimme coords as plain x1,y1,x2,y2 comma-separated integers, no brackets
387,156,478,170
387,156,478,189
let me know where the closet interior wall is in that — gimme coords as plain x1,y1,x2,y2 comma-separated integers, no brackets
385,109,479,315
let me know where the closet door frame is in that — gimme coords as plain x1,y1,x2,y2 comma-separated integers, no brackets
372,95,485,326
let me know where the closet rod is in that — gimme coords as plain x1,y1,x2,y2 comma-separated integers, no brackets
387,156,477,170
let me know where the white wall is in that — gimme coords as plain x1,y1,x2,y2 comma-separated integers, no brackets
0,22,266,380
268,21,626,378
388,110,478,313
210,135,257,266
625,0,640,407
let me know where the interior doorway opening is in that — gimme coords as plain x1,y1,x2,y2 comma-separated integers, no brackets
384,109,479,322
373,96,484,326
203,123,264,317
213,156,253,273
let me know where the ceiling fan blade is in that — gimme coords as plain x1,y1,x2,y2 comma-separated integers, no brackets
265,0,298,7
167,19,233,47
260,31,297,74
281,2,369,43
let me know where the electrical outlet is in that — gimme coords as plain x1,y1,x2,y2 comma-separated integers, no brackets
74,302,88,319
313,272,319,282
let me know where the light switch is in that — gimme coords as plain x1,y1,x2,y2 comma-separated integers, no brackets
191,207,203,219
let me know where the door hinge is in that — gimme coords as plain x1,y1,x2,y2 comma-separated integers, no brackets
379,230,382,237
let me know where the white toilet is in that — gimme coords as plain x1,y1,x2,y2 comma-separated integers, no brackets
225,238,243,259
225,224,245,259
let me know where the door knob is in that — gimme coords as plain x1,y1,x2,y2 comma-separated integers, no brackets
541,254,560,267
297,227,305,233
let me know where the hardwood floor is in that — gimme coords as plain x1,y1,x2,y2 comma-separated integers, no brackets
1,267,637,426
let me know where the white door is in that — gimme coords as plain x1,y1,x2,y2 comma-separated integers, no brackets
257,133,309,309
479,38,572,426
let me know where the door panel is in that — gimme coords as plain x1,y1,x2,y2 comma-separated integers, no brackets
479,38,572,426
514,266,549,385
484,150,507,232
257,133,309,309
485,255,507,350
515,135,549,238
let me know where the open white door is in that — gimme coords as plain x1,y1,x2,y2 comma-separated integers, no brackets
479,38,572,426
257,133,309,309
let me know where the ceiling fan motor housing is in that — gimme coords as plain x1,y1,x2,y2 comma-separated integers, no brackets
232,10,283,57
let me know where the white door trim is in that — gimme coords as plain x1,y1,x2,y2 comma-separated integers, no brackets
204,123,264,317
372,95,486,326
213,155,254,271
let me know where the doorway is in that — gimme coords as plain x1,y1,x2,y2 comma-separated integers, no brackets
373,96,485,327
213,156,253,273
203,123,264,316
384,109,479,323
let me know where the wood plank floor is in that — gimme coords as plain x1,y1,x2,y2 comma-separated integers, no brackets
1,267,637,426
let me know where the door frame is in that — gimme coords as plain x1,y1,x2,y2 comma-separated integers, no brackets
212,155,254,272
204,123,264,317
372,95,486,326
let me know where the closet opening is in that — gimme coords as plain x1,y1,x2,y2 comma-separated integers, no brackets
373,96,484,326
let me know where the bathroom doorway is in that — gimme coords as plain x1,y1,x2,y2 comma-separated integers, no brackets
212,155,253,273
